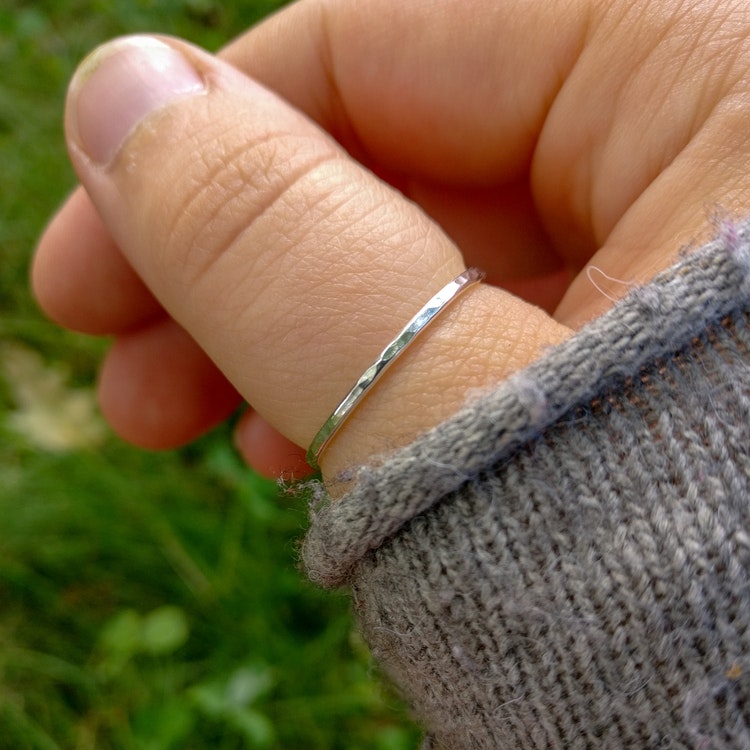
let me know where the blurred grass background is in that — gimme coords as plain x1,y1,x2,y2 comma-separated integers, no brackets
0,2,418,748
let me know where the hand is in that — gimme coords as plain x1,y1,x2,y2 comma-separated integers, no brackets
32,0,750,482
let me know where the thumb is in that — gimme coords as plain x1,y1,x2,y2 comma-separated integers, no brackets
65,35,570,478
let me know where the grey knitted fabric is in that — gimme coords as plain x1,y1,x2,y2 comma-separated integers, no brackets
303,222,750,749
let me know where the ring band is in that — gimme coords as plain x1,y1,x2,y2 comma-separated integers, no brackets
306,267,485,469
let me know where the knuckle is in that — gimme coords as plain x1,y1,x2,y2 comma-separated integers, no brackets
155,127,341,291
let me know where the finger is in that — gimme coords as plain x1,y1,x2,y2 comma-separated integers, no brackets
33,185,161,334
234,411,313,481
63,35,570,477
99,317,241,449
535,1,750,326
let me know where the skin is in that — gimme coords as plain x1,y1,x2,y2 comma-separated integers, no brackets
32,0,750,485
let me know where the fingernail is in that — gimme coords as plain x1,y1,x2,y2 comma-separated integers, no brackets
67,36,205,166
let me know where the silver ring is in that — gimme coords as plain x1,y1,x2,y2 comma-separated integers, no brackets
306,267,485,469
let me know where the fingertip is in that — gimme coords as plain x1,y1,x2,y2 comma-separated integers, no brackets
31,193,84,327
32,187,162,334
234,411,313,481
98,319,241,449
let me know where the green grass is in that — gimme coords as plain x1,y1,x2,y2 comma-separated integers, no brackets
0,2,418,748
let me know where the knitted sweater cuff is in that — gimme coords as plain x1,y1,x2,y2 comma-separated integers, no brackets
302,223,750,589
